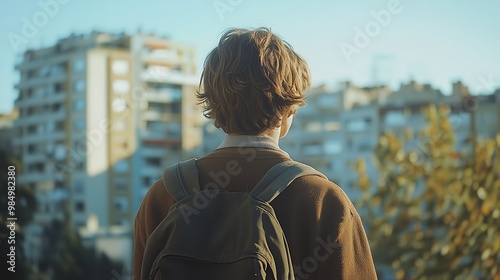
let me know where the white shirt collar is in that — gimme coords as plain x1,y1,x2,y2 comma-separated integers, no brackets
217,135,290,157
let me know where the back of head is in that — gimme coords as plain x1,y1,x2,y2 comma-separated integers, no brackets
198,27,311,135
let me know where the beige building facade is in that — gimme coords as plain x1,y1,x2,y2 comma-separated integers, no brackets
13,31,201,270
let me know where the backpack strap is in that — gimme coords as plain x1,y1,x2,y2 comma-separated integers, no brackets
250,160,328,203
163,158,200,201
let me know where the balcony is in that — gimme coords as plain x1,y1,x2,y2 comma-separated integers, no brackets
141,110,163,120
23,152,47,164
143,90,180,103
21,130,65,144
16,91,67,108
140,70,198,85
15,109,67,126
18,172,53,184
17,72,68,89
142,50,181,66
140,146,166,158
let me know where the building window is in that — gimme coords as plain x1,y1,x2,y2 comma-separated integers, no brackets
113,79,130,95
144,157,161,167
33,88,46,97
112,60,129,75
346,118,371,132
38,66,51,77
144,65,170,78
148,102,165,113
75,201,85,212
166,122,181,137
359,143,373,152
114,159,129,173
54,83,64,93
28,163,44,173
142,177,152,187
45,122,55,132
301,143,322,156
55,121,65,131
114,197,129,212
52,103,61,112
74,181,84,194
170,102,181,114
73,119,85,130
115,182,128,192
27,144,37,153
27,125,37,135
73,57,86,73
73,80,85,93
384,111,405,126
324,140,342,154
146,121,166,132
112,98,127,112
52,63,66,75
147,83,182,100
304,121,322,132
54,144,66,160
317,95,340,108
73,99,85,112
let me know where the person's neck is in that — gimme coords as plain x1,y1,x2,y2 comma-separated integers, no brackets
255,128,280,144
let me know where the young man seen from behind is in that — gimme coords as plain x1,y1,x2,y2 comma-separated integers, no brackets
133,27,377,279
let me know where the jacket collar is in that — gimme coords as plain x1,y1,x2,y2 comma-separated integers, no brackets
217,135,289,157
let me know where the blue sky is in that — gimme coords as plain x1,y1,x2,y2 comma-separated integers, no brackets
2,0,500,113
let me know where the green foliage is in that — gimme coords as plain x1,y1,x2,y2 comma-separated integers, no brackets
39,220,125,280
356,105,500,279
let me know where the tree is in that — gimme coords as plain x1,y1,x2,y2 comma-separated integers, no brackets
38,220,126,280
355,104,500,279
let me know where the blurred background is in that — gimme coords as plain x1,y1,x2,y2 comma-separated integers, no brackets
1,0,499,279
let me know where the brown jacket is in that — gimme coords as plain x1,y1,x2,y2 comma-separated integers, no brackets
133,146,377,279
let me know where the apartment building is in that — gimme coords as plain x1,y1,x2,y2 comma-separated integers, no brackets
13,31,201,269
280,83,390,197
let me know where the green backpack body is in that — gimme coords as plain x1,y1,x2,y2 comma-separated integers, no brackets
143,159,326,280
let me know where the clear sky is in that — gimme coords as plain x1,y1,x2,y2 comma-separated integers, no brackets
2,0,500,113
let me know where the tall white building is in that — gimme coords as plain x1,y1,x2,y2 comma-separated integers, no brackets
13,31,202,270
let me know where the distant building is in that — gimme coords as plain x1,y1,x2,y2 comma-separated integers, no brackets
13,31,201,271
281,80,498,198
474,91,500,140
280,83,390,198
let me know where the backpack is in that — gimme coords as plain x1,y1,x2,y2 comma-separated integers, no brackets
145,158,326,280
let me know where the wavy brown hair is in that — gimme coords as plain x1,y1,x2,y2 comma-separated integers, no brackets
197,27,311,135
